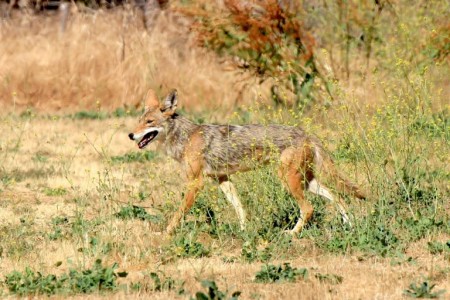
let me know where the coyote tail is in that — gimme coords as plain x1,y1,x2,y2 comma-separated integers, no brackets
313,143,366,200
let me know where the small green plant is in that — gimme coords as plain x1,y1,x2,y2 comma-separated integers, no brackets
427,241,450,255
254,263,308,283
130,271,185,295
114,204,162,223
3,259,127,296
0,220,39,258
315,273,343,285
241,240,272,263
111,107,140,118
170,233,210,258
149,271,186,294
44,187,67,197
404,281,446,298
67,108,139,120
191,280,241,300
32,152,49,163
70,111,109,120
110,151,157,164
148,272,176,292
47,216,70,241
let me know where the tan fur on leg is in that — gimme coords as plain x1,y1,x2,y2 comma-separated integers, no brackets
278,143,315,234
308,179,352,225
219,180,246,230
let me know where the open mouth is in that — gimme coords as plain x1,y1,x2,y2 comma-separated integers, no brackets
138,131,158,149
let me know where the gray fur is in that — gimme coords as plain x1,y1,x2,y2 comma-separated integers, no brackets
162,114,313,177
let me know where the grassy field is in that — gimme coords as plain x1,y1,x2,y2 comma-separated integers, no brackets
0,1,449,299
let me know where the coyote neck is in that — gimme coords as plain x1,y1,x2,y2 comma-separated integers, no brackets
164,114,199,161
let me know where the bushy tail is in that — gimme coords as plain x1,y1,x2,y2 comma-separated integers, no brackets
313,143,366,200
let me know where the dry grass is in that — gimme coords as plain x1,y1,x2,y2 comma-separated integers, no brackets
0,8,251,113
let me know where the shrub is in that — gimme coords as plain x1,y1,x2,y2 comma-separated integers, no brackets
254,263,308,283
3,259,126,296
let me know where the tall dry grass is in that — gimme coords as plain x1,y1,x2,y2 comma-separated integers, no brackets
0,7,249,113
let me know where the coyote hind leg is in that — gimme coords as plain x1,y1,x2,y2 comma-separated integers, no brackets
308,179,351,226
278,144,315,234
218,176,246,230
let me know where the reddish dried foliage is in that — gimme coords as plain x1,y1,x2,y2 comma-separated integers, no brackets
429,21,450,62
223,0,315,62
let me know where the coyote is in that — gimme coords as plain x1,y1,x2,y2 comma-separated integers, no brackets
128,89,366,235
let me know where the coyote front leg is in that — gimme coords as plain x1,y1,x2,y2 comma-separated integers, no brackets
166,138,204,235
166,172,203,234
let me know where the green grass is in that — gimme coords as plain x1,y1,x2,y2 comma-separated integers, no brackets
67,108,141,120
404,281,446,299
315,273,343,285
192,280,241,300
110,151,157,164
114,204,162,223
3,259,126,296
44,187,67,197
427,241,450,255
254,263,308,283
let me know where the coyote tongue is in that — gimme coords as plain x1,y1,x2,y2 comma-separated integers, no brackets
138,131,158,149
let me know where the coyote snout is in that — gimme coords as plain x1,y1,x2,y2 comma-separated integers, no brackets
128,128,161,149
128,89,366,235
128,89,174,149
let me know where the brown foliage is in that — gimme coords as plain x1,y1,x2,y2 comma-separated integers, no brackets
223,0,315,63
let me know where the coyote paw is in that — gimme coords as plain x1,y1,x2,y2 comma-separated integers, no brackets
283,229,300,236
341,213,353,228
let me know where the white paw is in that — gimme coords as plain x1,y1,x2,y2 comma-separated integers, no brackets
341,213,353,228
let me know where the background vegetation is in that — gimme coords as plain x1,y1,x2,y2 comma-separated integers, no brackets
0,0,448,298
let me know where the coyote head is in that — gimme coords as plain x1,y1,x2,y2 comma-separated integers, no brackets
128,89,178,149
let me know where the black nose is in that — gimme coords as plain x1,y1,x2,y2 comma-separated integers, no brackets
128,133,134,140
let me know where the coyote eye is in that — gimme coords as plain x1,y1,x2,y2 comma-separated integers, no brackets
146,120,153,124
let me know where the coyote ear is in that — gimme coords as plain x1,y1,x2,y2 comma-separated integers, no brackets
162,89,178,112
144,89,160,111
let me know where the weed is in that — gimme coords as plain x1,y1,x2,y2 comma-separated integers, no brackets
390,256,417,266
47,216,70,241
409,110,449,139
3,259,127,296
241,240,272,263
19,108,35,119
0,171,14,188
0,220,39,259
315,273,343,285
110,151,157,164
404,281,446,298
48,227,64,241
111,107,140,118
148,272,176,292
114,204,162,223
130,271,185,294
192,280,241,300
68,108,140,120
32,152,49,163
151,271,185,294
427,241,450,255
44,187,67,197
254,263,308,283
170,232,210,258
70,213,103,239
70,111,109,120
